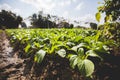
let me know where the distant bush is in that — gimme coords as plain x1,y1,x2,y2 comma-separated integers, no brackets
90,22,97,29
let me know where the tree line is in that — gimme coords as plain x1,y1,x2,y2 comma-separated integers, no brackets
0,10,22,29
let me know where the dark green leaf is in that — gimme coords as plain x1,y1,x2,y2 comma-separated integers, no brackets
77,48,84,57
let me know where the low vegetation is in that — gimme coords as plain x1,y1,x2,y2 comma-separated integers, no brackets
7,28,116,79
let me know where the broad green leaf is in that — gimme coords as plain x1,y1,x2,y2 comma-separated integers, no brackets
57,49,66,58
96,12,101,22
103,45,109,51
86,50,98,57
95,45,110,54
77,43,87,48
77,59,94,77
69,55,78,69
24,44,31,53
34,49,46,63
71,46,78,52
77,48,84,57
66,42,75,47
71,43,87,52
86,50,103,60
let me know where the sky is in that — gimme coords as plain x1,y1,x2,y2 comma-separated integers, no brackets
0,0,104,26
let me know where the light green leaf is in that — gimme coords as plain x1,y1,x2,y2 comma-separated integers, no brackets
103,45,109,51
24,44,31,53
49,45,57,54
69,55,78,69
34,42,40,48
86,50,103,60
77,43,87,48
57,49,66,58
96,12,101,22
86,50,98,56
34,49,46,63
71,46,78,52
71,43,87,52
77,59,94,77
66,42,75,47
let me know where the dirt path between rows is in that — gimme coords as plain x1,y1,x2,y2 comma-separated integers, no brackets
0,30,25,80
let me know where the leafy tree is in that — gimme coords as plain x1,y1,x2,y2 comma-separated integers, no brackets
57,21,73,28
97,0,120,22
90,22,97,29
30,12,56,28
96,0,120,54
70,24,74,28
0,10,23,29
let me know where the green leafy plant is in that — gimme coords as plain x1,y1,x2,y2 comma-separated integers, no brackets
67,42,104,77
7,28,111,79
34,49,46,63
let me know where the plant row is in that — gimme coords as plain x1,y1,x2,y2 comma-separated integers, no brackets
7,29,113,78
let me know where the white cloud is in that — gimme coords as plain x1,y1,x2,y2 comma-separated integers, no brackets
0,3,21,14
80,14,96,22
59,0,78,7
20,0,56,13
0,3,11,10
79,14,104,24
62,11,69,18
75,2,84,10
59,0,71,7
72,14,97,27
72,0,77,2
20,0,77,12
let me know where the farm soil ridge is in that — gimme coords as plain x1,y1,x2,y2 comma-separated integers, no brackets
0,30,26,80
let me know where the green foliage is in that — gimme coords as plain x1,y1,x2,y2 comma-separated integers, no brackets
57,49,66,58
24,44,31,53
96,0,120,55
30,12,56,28
77,59,94,77
7,28,112,78
97,0,120,21
0,10,23,29
90,22,97,29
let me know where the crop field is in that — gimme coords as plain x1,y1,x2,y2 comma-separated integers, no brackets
6,28,112,78
0,0,120,79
